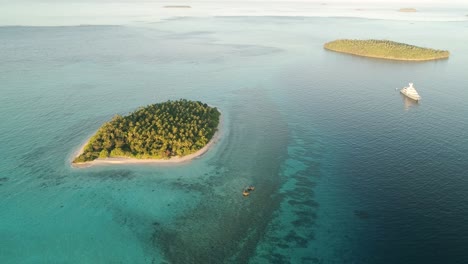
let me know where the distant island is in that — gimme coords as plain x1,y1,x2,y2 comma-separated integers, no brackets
398,8,417,12
73,99,220,166
164,6,191,8
324,39,450,61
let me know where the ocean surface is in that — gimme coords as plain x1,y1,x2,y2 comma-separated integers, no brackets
1,12,468,264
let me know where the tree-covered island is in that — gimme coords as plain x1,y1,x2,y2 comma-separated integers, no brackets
324,39,450,61
73,99,221,164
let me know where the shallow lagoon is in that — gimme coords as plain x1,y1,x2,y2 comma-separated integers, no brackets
1,17,468,263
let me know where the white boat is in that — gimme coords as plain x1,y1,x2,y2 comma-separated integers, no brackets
400,83,421,101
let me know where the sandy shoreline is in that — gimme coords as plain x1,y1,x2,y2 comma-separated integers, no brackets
71,113,222,168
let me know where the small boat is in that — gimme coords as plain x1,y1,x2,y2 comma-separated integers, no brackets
400,82,421,101
243,185,255,197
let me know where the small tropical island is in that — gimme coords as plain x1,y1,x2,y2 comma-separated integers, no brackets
72,99,221,167
324,39,450,61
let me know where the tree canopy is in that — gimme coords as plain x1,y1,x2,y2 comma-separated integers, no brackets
73,99,220,163
324,39,449,61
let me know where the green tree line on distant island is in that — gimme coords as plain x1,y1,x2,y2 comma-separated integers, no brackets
73,99,220,163
324,39,449,61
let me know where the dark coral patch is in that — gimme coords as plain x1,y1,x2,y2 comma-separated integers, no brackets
354,210,370,220
284,230,309,248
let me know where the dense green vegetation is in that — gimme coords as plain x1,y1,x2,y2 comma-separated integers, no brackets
324,39,449,61
73,99,220,163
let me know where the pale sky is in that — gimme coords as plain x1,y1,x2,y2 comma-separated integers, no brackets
208,0,468,4
1,0,467,2
1,0,466,26
1,0,467,6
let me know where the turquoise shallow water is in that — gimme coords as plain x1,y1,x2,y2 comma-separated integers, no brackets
1,17,468,263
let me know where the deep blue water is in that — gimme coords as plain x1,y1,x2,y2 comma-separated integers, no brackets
1,17,468,263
